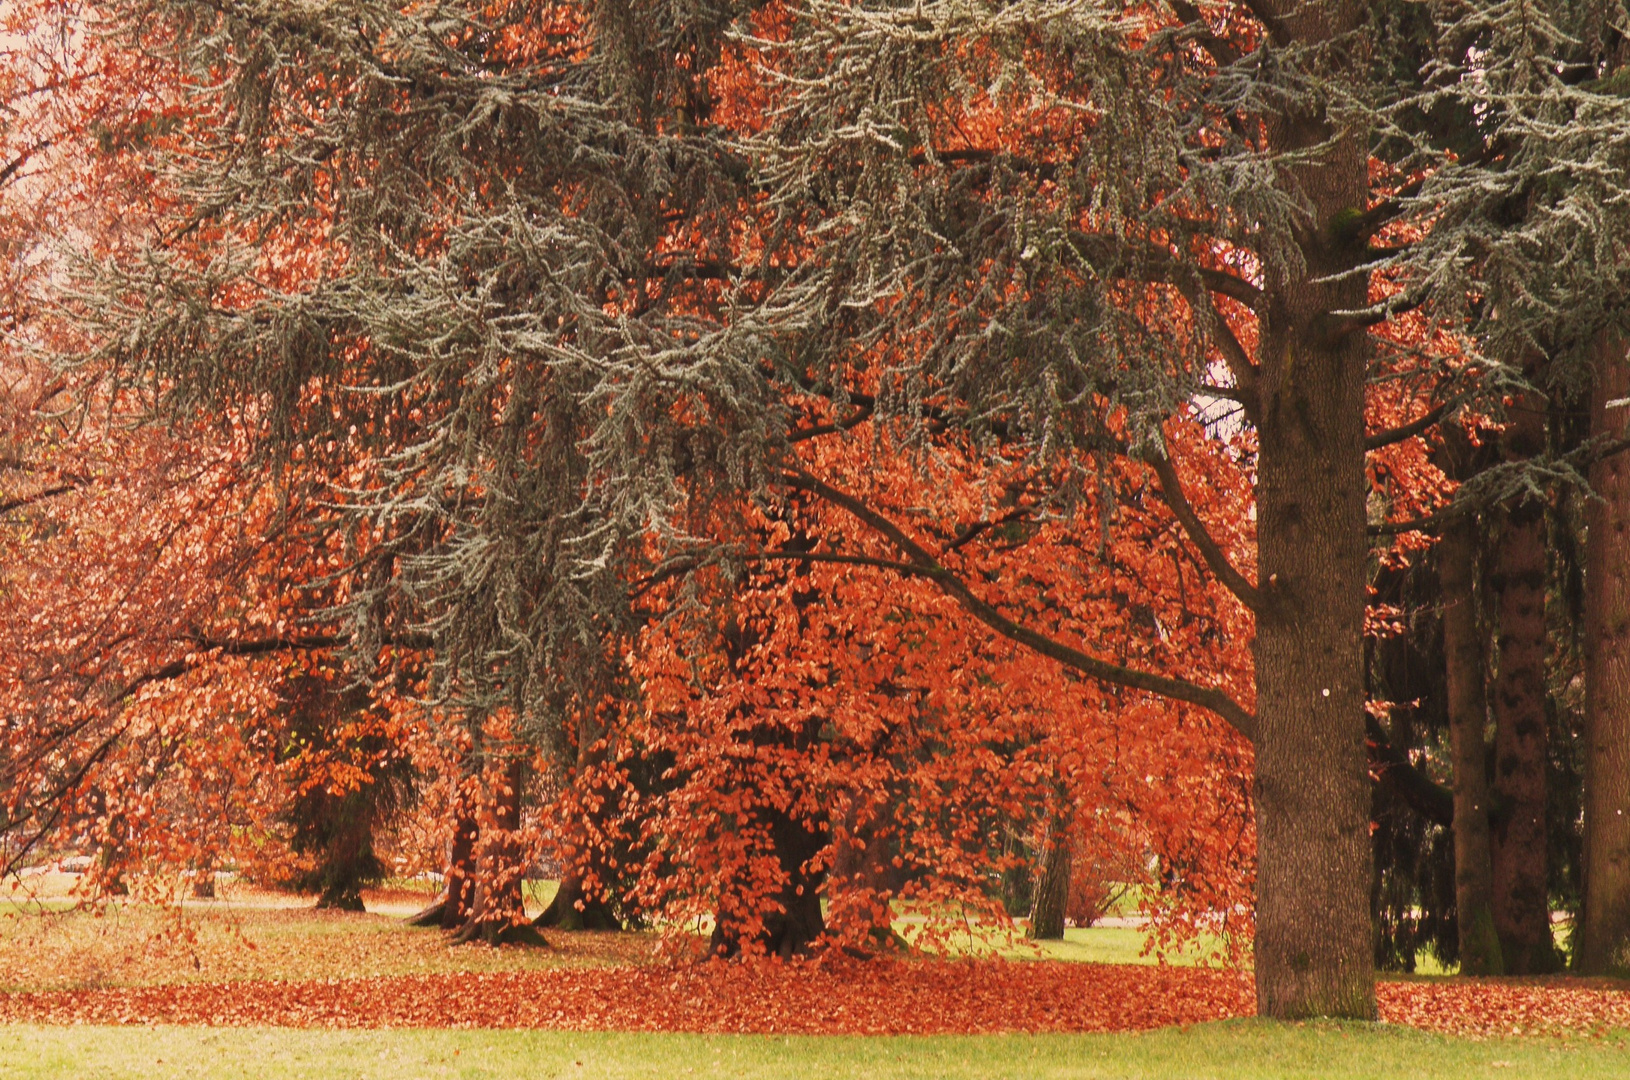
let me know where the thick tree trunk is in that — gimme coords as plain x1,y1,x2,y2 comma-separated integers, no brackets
533,870,621,931
1250,108,1376,1016
1439,515,1503,975
1253,334,1375,1017
1243,0,1378,1018
1579,338,1630,976
825,793,906,953
1028,814,1072,941
406,805,480,929
710,802,826,959
310,793,377,913
1488,398,1559,975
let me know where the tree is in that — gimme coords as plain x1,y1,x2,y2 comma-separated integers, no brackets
75,0,1630,1019
1579,332,1630,976
277,674,414,912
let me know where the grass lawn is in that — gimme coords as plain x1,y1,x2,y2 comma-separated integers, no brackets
0,1021,1623,1080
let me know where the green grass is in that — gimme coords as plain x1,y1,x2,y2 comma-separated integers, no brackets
0,1021,1624,1079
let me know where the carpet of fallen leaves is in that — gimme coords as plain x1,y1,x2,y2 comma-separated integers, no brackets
0,958,1627,1038
0,960,1251,1033
1377,978,1630,1039
4,892,1629,1038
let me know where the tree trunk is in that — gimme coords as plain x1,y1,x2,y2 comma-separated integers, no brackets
1488,397,1560,975
310,792,376,913
826,791,906,953
406,805,480,929
710,802,826,959
1242,0,1378,1018
1253,334,1375,1017
1028,814,1071,941
533,870,621,931
1579,337,1630,976
450,758,544,946
189,862,217,900
1250,105,1376,1016
1439,514,1503,975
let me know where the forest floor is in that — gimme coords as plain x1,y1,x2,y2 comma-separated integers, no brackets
1,880,1628,1078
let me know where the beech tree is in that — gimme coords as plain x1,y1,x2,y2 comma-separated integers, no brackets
72,0,1630,1018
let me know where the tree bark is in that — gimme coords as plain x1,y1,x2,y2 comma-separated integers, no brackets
450,758,544,946
710,801,827,959
1579,337,1630,976
1439,514,1503,975
406,804,479,930
533,870,621,931
1029,813,1072,941
1488,397,1560,975
824,791,904,951
1251,25,1377,1010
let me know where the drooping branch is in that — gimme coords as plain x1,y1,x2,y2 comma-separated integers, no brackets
1144,447,1264,612
0,482,80,516
1165,0,1242,67
1371,432,1630,537
1070,230,1264,309
1365,398,1458,451
782,470,1258,743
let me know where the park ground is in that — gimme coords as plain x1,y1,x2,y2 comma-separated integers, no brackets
1,876,1627,1079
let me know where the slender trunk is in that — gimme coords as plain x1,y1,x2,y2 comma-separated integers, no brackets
440,807,480,930
1579,337,1630,976
1488,396,1559,974
1439,515,1503,975
1029,813,1072,941
451,758,543,946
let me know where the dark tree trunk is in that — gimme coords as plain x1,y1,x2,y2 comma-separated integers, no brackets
406,805,480,929
189,865,217,900
1239,0,1379,1019
1250,85,1376,1016
1488,398,1560,975
1252,330,1375,1017
315,883,366,912
533,870,621,931
1439,513,1503,975
710,802,826,959
309,793,377,913
450,758,544,946
826,792,906,952
1028,814,1071,941
1579,337,1630,976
